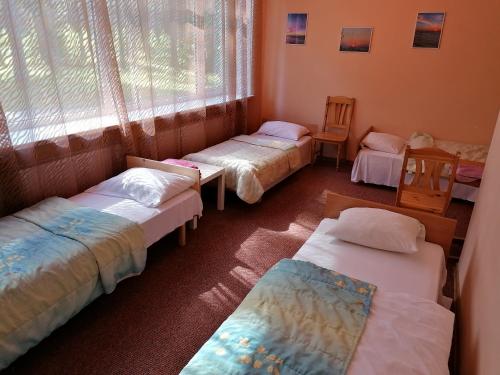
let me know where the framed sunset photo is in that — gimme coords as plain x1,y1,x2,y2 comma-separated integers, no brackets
339,27,373,53
412,12,445,48
286,13,308,45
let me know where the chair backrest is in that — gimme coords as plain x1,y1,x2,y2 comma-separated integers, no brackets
396,146,459,215
322,96,355,134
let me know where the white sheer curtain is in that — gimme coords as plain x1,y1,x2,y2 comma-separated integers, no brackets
0,0,254,215
0,0,253,144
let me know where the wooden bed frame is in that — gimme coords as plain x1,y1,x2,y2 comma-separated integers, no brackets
324,191,457,259
126,156,201,246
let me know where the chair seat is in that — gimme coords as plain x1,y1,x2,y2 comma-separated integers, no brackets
312,132,348,143
399,190,447,215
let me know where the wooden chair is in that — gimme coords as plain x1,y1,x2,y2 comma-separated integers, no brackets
396,146,459,216
312,96,355,170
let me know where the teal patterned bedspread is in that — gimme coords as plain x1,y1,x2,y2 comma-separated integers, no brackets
0,197,146,369
181,259,376,375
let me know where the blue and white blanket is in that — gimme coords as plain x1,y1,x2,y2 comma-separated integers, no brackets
0,197,146,368
181,259,376,375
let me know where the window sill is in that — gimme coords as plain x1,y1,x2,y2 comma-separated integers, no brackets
8,95,253,147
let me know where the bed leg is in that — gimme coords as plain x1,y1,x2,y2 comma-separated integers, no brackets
178,223,186,247
190,216,198,230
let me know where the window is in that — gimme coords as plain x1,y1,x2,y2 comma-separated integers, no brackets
0,0,254,145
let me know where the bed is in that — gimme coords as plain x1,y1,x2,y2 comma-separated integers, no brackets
181,193,456,374
1,157,202,369
0,197,146,369
183,127,313,204
70,156,203,247
351,129,488,202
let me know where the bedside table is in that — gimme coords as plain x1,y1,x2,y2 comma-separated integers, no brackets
189,161,225,211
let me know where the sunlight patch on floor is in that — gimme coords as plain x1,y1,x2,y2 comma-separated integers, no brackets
230,266,260,287
198,283,241,312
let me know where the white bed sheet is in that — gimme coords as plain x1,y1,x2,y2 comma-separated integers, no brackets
294,218,454,375
69,189,202,247
350,291,454,375
351,148,479,202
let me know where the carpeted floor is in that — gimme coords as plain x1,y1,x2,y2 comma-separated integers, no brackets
4,161,473,375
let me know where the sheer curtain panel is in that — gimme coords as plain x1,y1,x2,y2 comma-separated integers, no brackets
0,0,254,215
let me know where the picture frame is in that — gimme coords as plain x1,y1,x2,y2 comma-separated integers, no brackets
286,13,308,45
412,12,446,49
339,27,373,53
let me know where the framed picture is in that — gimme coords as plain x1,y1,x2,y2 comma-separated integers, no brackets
286,13,308,45
339,27,373,53
412,12,445,48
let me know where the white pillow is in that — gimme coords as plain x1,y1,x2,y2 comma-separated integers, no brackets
326,208,426,253
362,132,406,154
86,168,195,208
258,121,310,141
409,132,434,149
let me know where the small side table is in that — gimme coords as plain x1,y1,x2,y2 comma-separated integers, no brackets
189,161,225,229
195,161,225,210
188,160,225,218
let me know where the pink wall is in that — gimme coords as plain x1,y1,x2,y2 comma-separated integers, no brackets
458,111,500,375
259,0,500,159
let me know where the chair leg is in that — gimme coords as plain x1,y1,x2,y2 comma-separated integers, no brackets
336,143,341,170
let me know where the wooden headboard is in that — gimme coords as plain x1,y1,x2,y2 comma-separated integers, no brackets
324,191,457,259
126,156,201,193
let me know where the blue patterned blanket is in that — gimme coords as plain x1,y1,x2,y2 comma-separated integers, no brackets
0,197,146,368
12,197,146,292
181,259,376,375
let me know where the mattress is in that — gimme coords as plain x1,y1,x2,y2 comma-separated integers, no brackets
351,147,479,202
293,218,454,374
69,189,203,247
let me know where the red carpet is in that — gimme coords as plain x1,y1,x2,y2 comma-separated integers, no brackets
4,162,473,374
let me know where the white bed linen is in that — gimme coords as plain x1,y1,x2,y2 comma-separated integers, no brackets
69,189,202,247
351,148,479,202
249,133,312,172
294,218,454,374
249,133,312,190
349,291,454,375
293,218,446,301
183,133,312,203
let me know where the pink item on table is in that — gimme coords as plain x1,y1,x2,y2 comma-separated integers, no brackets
456,163,484,183
162,159,199,169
